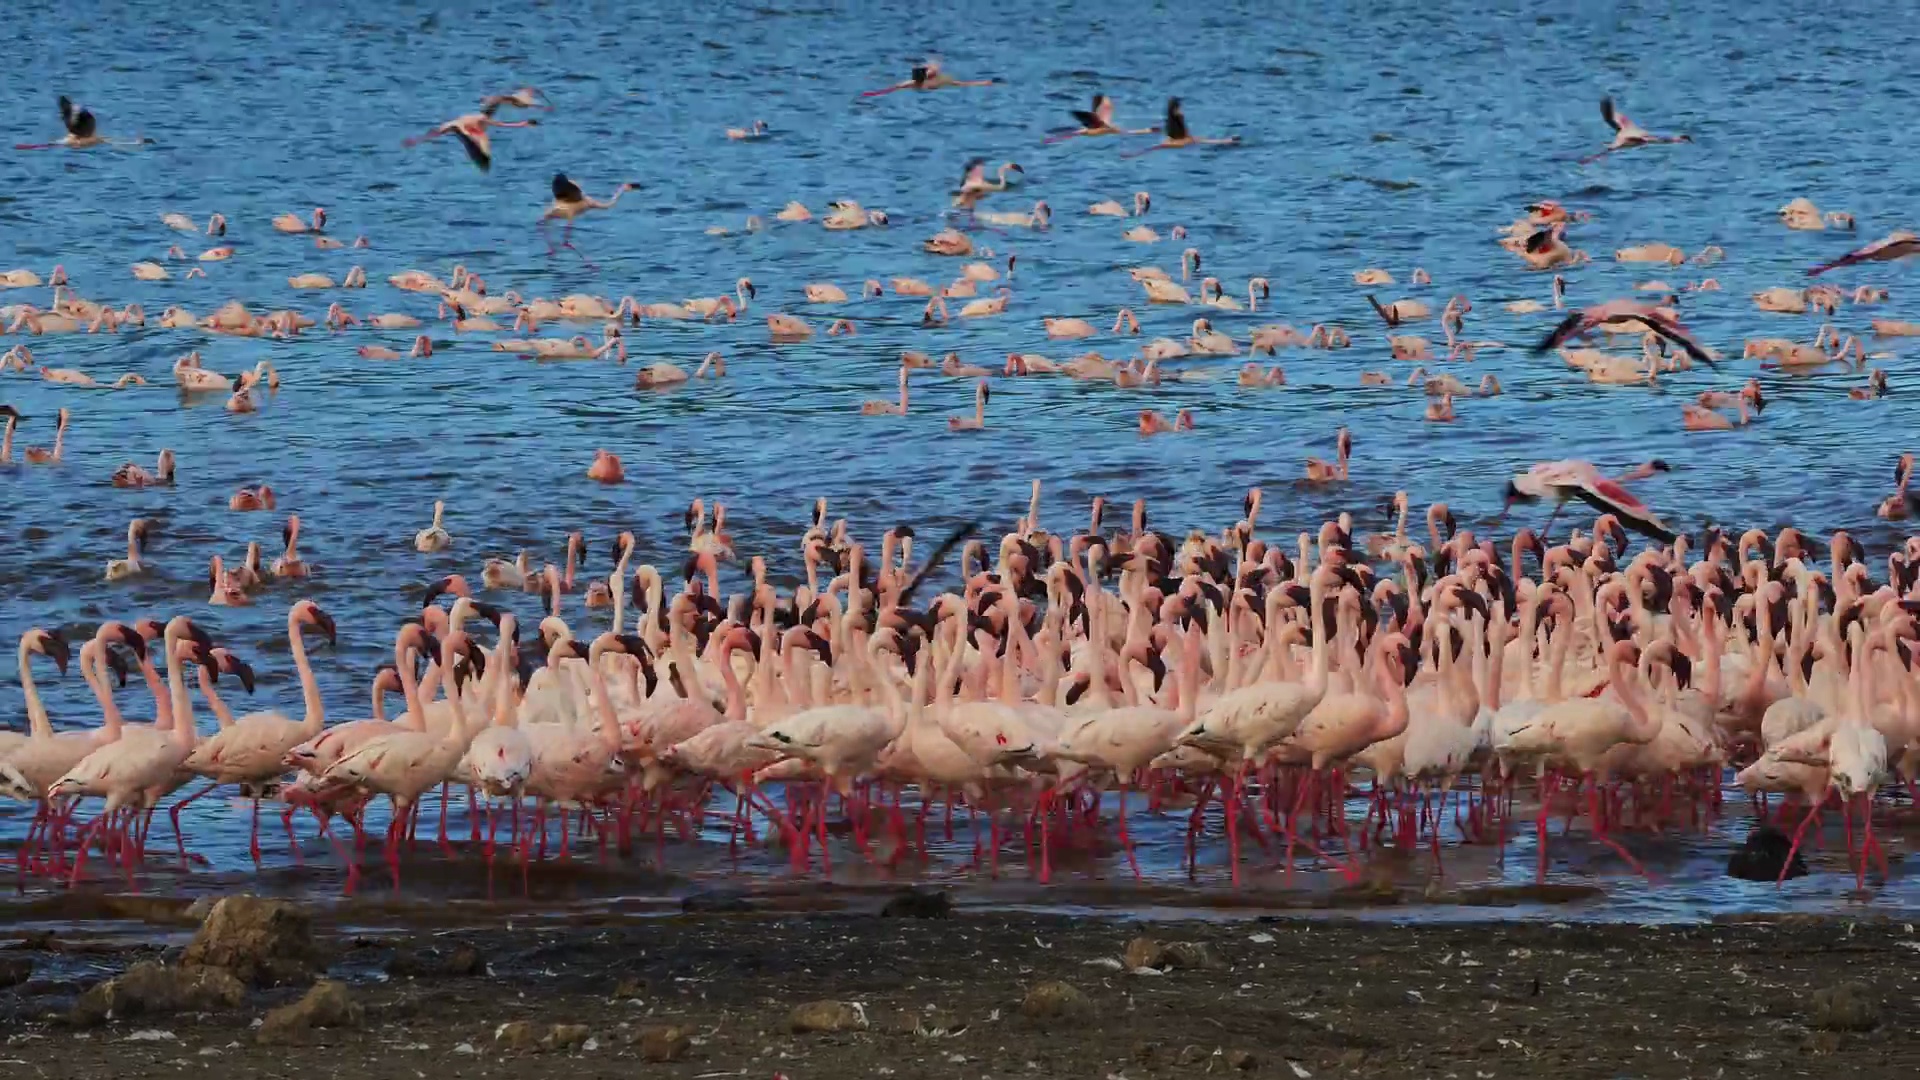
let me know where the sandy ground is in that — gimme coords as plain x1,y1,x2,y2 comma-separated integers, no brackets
3,895,1917,1080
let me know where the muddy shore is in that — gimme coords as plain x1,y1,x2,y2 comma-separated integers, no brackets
2,894,1915,1080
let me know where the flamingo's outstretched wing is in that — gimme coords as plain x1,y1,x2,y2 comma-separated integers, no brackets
1599,97,1621,132
1534,311,1588,354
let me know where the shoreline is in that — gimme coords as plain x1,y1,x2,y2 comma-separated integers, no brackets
1,897,1909,1079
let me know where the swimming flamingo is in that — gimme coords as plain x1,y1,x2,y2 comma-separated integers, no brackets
726,120,769,140
539,174,641,265
1138,409,1194,434
1122,98,1239,157
111,448,176,488
1581,97,1691,164
105,518,155,582
273,515,310,579
273,207,327,233
861,58,998,95
22,408,67,465
860,367,910,415
1304,427,1351,483
587,449,625,483
947,380,989,431
416,500,451,552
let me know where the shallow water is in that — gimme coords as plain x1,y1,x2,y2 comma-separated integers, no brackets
2,0,1918,918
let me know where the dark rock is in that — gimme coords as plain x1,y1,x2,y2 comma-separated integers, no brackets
789,999,866,1033
613,977,644,999
180,896,316,987
880,887,952,919
1228,1048,1258,1070
0,956,31,989
385,942,486,978
680,889,755,914
1020,981,1092,1024
635,1024,692,1062
1727,825,1808,882
257,980,362,1045
69,962,245,1027
541,1023,592,1051
1810,981,1878,1031
1176,1044,1209,1066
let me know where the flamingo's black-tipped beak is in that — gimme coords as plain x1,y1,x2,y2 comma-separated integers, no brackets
222,652,258,694
112,624,148,662
41,630,70,675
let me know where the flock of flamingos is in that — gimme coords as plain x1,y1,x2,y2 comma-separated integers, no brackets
3,75,1920,898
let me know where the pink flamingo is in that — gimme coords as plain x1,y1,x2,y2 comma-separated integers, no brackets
322,630,479,891
177,601,335,862
539,173,641,267
403,108,539,172
53,617,211,883
861,58,998,96
1581,97,1691,164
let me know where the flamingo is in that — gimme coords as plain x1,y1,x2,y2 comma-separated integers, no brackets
1122,98,1239,158
947,380,989,431
14,95,128,150
322,631,481,891
1807,231,1920,277
22,408,67,465
416,500,451,552
177,602,335,862
861,58,998,96
105,518,155,582
539,174,641,266
1534,299,1715,366
1044,95,1157,144
403,107,539,172
51,617,213,882
111,448,176,488
273,207,327,233
1582,97,1691,164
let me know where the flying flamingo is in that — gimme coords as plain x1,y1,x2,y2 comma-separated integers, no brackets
177,602,335,863
15,96,139,150
402,108,539,172
479,87,552,112
861,58,998,96
1534,299,1716,366
1122,98,1239,158
540,174,641,266
1500,458,1675,540
1043,94,1157,144
952,159,1023,212
1807,231,1920,277
1581,97,1691,164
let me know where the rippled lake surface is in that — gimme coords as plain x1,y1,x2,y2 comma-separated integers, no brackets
2,0,1918,919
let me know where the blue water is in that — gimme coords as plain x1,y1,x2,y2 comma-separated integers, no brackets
1,0,1917,917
